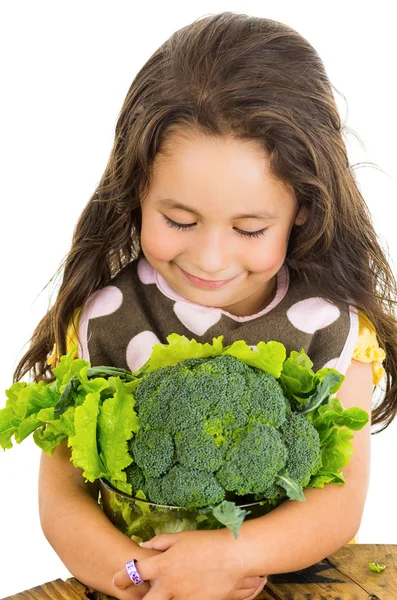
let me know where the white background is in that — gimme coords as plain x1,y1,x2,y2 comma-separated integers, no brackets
0,1,396,597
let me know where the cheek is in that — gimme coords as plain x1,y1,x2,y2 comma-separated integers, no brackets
140,216,182,262
243,235,288,273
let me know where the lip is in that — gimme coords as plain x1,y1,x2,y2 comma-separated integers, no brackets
176,265,239,289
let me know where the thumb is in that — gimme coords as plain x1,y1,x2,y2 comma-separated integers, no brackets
142,534,176,551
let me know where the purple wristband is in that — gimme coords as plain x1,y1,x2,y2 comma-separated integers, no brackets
125,559,145,586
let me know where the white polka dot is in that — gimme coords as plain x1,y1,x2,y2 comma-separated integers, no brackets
78,286,123,362
287,298,340,334
126,331,161,371
173,302,222,336
87,286,123,318
137,258,156,284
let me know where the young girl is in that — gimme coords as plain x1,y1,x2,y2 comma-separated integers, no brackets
14,11,397,600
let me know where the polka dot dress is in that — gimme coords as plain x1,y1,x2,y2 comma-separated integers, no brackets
78,257,358,376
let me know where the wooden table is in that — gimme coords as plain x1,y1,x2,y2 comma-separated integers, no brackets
4,545,396,600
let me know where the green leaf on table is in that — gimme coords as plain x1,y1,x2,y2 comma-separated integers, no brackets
369,562,386,572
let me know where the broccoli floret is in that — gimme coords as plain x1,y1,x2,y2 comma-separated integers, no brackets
216,422,288,496
124,461,147,496
134,365,180,431
130,428,174,478
174,426,228,472
146,465,226,508
279,413,322,487
240,368,289,427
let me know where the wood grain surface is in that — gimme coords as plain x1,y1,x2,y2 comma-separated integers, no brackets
3,544,396,600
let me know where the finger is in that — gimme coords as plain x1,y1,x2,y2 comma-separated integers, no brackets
134,554,163,583
142,534,175,551
228,578,267,600
236,576,265,589
116,581,151,600
112,566,133,590
136,579,168,600
112,560,147,590
243,579,267,600
226,589,259,600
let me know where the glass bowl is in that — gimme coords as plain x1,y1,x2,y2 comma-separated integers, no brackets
97,478,273,543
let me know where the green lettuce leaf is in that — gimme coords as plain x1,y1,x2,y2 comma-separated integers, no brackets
32,406,76,455
143,334,286,379
223,340,286,378
68,392,108,482
0,407,20,449
314,398,369,431
299,372,343,415
0,379,60,449
307,470,345,488
98,377,140,494
279,350,315,403
52,349,89,385
144,334,225,372
315,368,345,394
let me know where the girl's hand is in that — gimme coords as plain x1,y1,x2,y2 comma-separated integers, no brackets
113,570,267,600
113,530,268,600
111,547,163,600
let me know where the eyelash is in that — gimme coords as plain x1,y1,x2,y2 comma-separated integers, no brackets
163,216,267,239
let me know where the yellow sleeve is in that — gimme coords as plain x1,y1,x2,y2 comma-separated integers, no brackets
47,307,82,367
352,310,386,385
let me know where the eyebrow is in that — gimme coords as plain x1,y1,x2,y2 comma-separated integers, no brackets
155,198,279,220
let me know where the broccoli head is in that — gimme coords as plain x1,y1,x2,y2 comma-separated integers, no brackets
124,354,322,507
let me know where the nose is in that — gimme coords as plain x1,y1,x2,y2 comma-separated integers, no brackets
189,228,231,276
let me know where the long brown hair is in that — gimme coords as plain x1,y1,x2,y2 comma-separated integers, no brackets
14,11,397,433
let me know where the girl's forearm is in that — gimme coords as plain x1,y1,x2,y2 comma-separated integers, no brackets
228,479,366,577
40,486,147,598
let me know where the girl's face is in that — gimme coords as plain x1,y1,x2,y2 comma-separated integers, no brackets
140,129,305,317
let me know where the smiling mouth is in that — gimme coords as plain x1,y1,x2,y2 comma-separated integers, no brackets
176,265,239,289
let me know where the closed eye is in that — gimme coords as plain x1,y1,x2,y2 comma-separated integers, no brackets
163,216,267,239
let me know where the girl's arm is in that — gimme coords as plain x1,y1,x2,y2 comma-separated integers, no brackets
226,358,373,576
38,441,160,598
